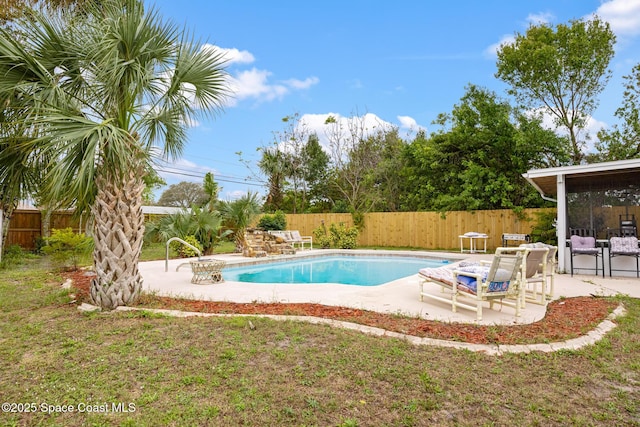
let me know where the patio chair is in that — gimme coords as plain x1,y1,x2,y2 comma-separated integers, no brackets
619,214,637,237
517,243,557,305
419,248,525,321
569,228,603,277
607,232,640,277
270,230,312,250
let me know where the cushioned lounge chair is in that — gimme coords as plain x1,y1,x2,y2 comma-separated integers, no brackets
419,248,525,321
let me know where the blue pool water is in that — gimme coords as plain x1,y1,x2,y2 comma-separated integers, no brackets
223,255,449,286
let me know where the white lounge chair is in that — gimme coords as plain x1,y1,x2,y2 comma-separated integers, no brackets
269,230,313,250
419,248,525,321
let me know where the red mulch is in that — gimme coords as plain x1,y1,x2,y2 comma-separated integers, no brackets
64,270,619,345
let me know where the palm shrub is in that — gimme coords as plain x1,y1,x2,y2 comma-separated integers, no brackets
0,0,229,309
145,206,230,255
219,192,262,252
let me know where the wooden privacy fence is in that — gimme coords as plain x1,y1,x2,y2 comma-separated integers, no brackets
5,210,83,250
285,208,555,251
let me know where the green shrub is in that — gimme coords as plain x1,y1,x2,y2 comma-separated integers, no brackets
42,228,93,271
313,222,359,249
257,210,287,231
530,210,557,245
170,235,203,258
330,222,359,249
1,244,31,269
313,223,333,249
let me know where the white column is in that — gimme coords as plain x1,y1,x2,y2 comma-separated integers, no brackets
556,174,567,272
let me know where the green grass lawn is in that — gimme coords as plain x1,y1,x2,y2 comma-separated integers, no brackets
1,259,639,426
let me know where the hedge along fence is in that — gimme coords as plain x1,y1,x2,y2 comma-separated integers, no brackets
284,208,555,251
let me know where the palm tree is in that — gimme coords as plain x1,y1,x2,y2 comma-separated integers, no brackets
258,146,289,212
219,192,262,252
0,0,229,308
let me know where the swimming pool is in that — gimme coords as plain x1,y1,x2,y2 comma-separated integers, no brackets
223,255,450,286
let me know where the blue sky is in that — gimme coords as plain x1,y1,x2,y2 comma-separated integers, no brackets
148,0,640,201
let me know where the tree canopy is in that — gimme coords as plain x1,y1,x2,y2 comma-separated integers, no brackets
596,63,640,161
496,16,615,164
401,85,569,212
157,181,209,208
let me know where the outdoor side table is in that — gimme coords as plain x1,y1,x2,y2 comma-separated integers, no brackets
459,233,489,253
190,259,225,284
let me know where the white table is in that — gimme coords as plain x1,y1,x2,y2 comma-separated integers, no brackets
459,233,489,253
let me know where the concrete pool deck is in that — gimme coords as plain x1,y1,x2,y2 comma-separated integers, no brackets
139,249,640,326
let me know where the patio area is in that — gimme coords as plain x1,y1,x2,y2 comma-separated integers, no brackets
139,249,640,326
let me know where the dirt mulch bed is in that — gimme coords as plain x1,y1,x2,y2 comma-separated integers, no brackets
64,270,619,345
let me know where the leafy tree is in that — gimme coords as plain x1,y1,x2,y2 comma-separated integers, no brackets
0,0,229,309
324,113,397,214
401,85,568,212
0,0,86,26
367,128,407,212
157,181,208,208
276,113,309,213
142,167,166,205
596,63,640,160
219,192,262,251
496,16,615,164
301,133,330,211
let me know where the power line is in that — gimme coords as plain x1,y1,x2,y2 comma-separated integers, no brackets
155,167,264,187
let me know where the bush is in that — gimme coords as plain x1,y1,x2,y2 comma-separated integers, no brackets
42,228,93,271
257,211,287,231
1,244,32,269
530,210,557,245
313,223,333,249
313,222,359,249
169,235,203,258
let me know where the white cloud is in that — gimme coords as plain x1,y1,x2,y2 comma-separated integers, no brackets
397,115,427,133
526,12,554,25
222,189,257,201
201,44,255,65
297,112,423,151
283,76,320,90
199,44,319,107
595,0,640,37
226,68,319,106
484,34,515,58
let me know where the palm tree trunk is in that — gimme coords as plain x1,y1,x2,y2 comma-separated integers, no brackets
89,170,145,310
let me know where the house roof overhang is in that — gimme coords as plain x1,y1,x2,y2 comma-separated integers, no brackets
522,158,640,199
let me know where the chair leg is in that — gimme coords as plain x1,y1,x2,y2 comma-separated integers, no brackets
570,253,574,276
